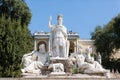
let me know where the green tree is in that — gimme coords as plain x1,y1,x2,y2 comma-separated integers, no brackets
91,26,103,39
113,14,120,49
0,0,33,77
0,0,31,26
91,14,120,67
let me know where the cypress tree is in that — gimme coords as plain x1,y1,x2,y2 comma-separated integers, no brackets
0,0,33,77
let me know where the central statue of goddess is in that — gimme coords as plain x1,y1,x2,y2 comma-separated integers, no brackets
48,14,69,58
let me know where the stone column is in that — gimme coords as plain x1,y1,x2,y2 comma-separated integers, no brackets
48,39,50,52
76,40,78,53
34,39,37,51
74,41,77,53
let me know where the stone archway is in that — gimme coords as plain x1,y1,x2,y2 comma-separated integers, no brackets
69,41,75,56
37,41,47,51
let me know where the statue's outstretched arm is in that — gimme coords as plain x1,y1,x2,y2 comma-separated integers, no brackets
48,16,52,28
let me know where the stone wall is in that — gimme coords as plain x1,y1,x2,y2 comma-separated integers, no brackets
0,78,119,80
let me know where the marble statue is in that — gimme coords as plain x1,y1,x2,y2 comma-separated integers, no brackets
21,44,50,75
69,45,110,77
22,50,35,68
96,52,102,64
48,63,65,74
20,14,111,78
48,14,70,58
69,45,85,69
85,46,94,63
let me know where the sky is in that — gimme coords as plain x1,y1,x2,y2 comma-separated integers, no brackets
25,0,120,39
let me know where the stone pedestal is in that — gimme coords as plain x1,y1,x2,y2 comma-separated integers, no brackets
21,70,41,77
49,57,69,75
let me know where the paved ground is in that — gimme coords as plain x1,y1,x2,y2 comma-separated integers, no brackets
22,73,120,78
111,73,120,78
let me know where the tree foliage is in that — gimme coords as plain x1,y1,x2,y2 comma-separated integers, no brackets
0,0,33,77
91,14,120,63
113,14,120,49
0,0,31,26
